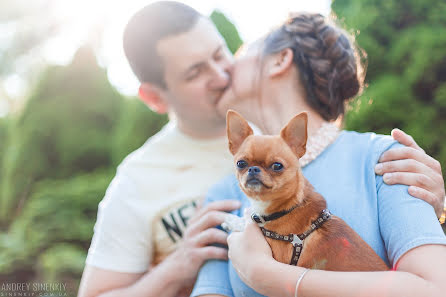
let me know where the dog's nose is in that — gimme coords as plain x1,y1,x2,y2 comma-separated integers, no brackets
248,166,261,176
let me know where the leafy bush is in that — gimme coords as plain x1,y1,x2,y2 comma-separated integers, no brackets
0,47,123,223
333,0,446,177
0,169,114,285
211,10,243,54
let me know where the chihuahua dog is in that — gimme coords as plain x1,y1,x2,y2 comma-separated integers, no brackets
226,110,388,271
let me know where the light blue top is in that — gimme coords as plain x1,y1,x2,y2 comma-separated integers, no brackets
191,131,446,297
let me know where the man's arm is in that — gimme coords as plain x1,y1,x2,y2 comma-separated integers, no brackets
376,128,445,217
77,266,144,297
77,200,241,297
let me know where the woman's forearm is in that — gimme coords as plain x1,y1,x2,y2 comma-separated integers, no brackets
259,261,440,297
227,219,446,297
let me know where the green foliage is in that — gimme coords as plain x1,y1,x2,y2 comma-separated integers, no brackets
0,117,9,158
0,47,123,222
0,168,114,277
37,244,86,295
0,45,167,295
0,117,9,217
210,10,244,54
111,98,167,167
334,0,446,177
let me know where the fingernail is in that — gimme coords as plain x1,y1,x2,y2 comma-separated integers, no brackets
383,173,392,183
375,164,383,174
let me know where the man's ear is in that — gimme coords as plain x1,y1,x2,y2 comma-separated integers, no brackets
138,83,168,114
280,112,308,158
268,48,294,78
226,110,253,155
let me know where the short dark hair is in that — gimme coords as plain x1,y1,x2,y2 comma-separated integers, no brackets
123,1,201,89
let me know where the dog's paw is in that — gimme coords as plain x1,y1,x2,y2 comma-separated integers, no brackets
221,214,245,232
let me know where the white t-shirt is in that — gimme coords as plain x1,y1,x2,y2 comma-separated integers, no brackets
85,121,234,273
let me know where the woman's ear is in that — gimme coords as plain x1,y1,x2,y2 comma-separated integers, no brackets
268,48,294,78
138,83,168,114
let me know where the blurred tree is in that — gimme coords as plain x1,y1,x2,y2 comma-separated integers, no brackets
0,47,122,223
111,99,168,167
0,168,113,289
0,118,9,225
211,10,244,54
333,0,446,177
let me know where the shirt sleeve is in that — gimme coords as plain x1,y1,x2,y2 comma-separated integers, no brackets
375,140,446,268
85,169,152,273
191,175,240,297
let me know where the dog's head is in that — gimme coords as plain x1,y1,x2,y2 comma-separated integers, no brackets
226,110,308,203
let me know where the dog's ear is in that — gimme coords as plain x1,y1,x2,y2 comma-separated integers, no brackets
280,112,308,158
226,110,253,155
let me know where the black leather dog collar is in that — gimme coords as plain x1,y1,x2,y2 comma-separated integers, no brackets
251,204,300,225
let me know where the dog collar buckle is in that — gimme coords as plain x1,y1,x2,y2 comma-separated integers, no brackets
251,213,266,226
291,234,303,247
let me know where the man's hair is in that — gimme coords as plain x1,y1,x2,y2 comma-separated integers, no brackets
123,1,202,89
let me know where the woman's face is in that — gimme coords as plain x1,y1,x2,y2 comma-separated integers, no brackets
216,41,264,117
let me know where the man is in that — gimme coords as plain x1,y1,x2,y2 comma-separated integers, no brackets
78,2,445,297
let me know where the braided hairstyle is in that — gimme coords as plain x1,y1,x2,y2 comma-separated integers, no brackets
261,13,365,121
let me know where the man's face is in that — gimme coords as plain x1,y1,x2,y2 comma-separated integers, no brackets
157,17,234,136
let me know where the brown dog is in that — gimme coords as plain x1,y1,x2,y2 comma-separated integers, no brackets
226,110,388,271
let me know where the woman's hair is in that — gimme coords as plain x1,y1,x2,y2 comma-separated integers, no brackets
261,13,365,121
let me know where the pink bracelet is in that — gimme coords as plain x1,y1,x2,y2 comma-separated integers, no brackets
294,268,310,297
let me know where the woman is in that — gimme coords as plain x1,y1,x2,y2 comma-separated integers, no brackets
191,13,446,297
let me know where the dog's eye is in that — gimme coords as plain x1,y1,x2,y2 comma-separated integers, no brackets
236,160,248,169
271,162,284,171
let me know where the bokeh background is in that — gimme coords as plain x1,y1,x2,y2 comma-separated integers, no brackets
0,0,445,296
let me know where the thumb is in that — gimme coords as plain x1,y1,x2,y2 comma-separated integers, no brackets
391,128,423,152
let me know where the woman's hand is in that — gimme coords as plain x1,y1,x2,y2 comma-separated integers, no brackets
227,215,274,289
375,128,445,217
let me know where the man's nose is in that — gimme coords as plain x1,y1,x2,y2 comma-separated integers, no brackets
208,61,231,89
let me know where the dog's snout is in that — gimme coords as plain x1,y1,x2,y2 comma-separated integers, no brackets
248,166,261,176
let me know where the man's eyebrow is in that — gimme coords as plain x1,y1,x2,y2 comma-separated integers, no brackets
183,44,224,76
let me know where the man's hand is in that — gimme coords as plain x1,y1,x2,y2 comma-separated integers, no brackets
166,199,241,287
375,128,445,217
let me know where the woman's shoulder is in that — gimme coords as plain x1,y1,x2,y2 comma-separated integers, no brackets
338,130,404,162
